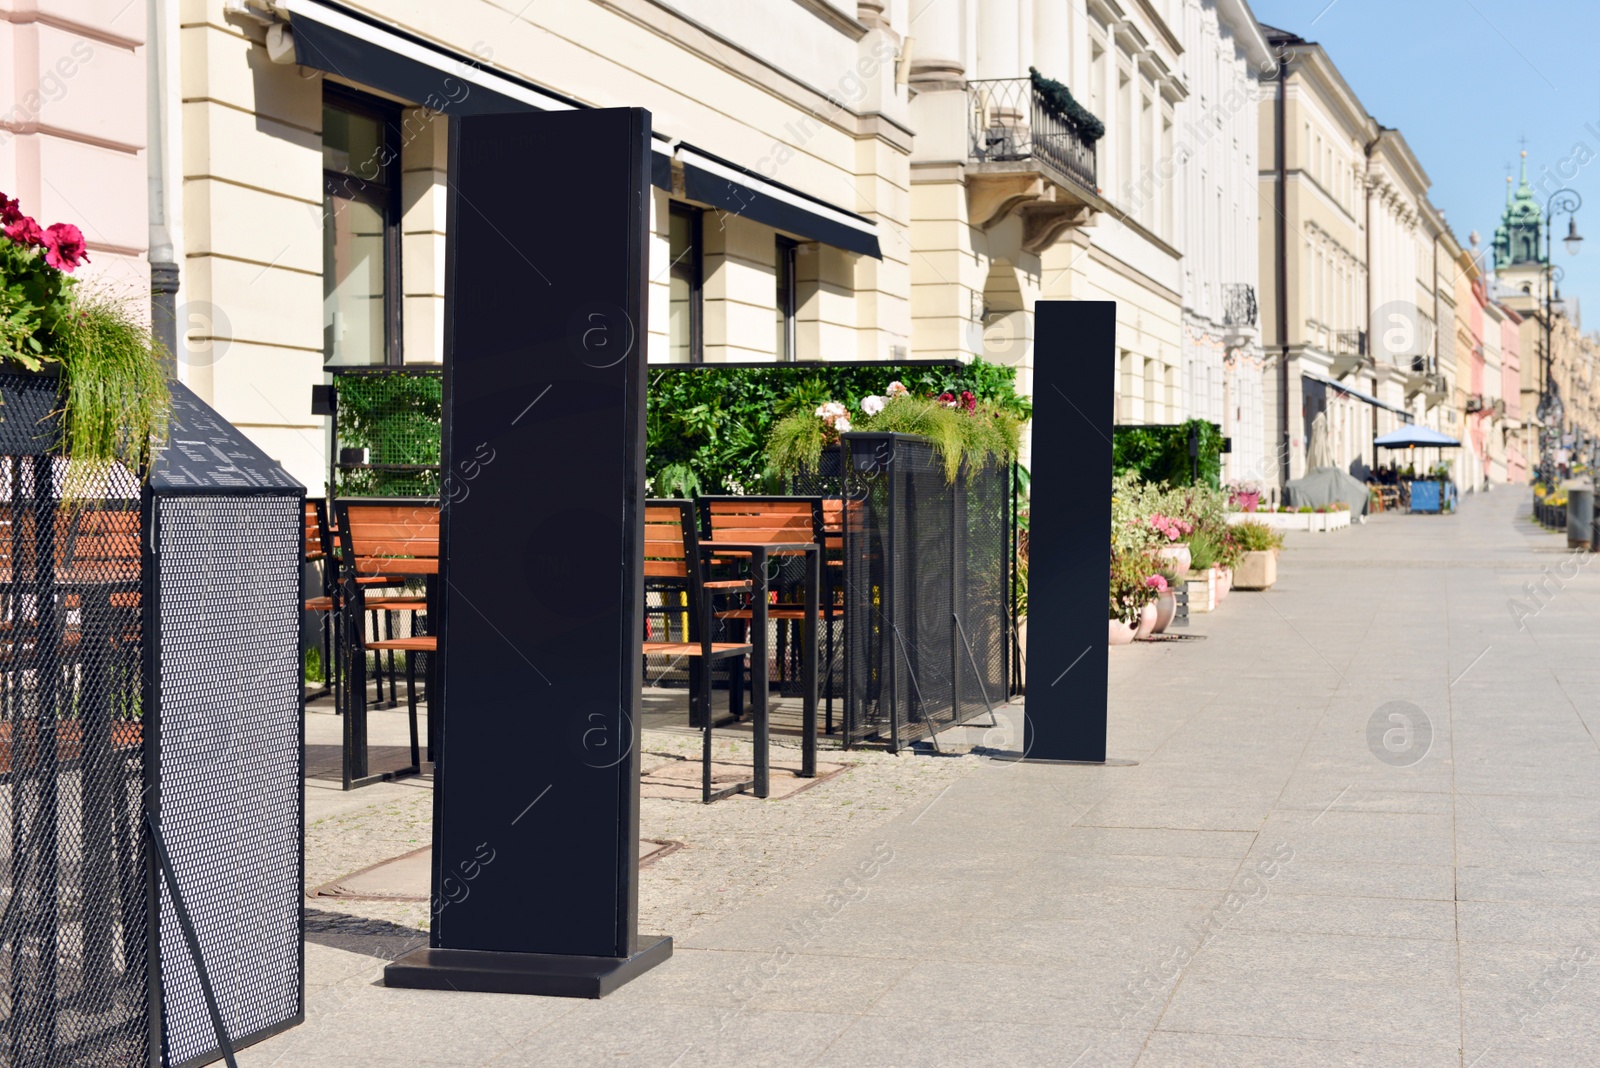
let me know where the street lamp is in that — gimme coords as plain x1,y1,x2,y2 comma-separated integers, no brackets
1538,187,1582,484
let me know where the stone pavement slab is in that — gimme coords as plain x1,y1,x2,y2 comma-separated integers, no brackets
242,489,1600,1066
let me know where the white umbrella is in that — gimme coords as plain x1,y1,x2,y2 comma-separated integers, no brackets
1307,410,1336,470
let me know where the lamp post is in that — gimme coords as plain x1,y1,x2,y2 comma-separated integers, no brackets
1538,188,1582,484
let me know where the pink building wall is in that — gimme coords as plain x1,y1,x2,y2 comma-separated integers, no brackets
1468,280,1487,475
1501,305,1527,483
0,0,148,299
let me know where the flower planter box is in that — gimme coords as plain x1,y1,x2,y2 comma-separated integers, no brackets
1186,568,1217,612
1228,511,1350,533
796,434,1010,751
1233,550,1278,590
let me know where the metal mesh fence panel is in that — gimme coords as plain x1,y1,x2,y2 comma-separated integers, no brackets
958,461,1010,720
0,449,149,1068
840,435,1010,751
332,369,442,498
153,494,303,1068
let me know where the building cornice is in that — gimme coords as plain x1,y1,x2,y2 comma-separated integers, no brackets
1084,242,1181,306
790,0,869,41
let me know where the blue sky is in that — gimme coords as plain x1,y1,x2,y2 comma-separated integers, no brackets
1247,0,1600,323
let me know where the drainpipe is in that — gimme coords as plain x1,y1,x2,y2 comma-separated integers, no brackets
1275,51,1289,490
148,0,179,369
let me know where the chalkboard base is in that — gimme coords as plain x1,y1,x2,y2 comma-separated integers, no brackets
384,936,673,998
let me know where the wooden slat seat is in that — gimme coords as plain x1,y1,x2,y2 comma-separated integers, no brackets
305,595,334,612
642,641,747,658
368,636,436,653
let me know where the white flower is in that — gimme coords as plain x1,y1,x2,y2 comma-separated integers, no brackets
886,381,909,397
861,395,886,416
816,401,847,420
834,417,853,433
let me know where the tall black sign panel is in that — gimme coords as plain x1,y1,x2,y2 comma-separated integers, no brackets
385,108,668,997
1024,301,1116,762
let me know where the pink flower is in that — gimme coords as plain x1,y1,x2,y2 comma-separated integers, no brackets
886,381,909,398
938,391,957,408
42,222,88,272
960,390,976,412
0,195,20,227
5,214,43,248
1144,575,1168,592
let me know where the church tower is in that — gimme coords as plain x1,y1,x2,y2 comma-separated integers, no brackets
1495,150,1544,311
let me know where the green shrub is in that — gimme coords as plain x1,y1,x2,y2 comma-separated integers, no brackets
1231,520,1283,552
1112,418,1224,489
650,359,1031,495
1187,528,1223,570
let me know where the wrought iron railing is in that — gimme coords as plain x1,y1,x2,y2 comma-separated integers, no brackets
1334,329,1368,358
1222,283,1257,328
968,77,1097,191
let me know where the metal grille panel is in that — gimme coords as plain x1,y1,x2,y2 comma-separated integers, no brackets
841,435,1009,751
0,449,148,1068
332,369,442,498
154,495,303,1068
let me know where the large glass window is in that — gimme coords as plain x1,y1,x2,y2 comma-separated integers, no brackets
668,204,703,363
323,89,401,365
775,237,797,361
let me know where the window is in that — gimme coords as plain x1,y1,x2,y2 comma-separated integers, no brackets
322,87,401,366
668,203,703,363
775,237,797,361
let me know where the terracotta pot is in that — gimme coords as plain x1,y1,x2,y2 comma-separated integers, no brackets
1108,618,1136,646
1133,601,1159,640
1152,590,1176,633
1157,543,1191,580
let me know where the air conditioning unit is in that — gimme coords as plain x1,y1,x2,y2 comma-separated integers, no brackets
1465,395,1484,413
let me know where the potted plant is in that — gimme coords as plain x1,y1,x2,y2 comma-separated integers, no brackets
1228,479,1262,512
1148,511,1193,578
1184,528,1222,612
1150,568,1180,633
1109,552,1159,644
1231,520,1283,589
0,193,169,479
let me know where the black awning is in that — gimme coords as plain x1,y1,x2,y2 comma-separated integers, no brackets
677,147,881,259
284,1,877,257
283,0,578,116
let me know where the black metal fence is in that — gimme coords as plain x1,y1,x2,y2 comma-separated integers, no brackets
837,433,1009,752
0,372,303,1067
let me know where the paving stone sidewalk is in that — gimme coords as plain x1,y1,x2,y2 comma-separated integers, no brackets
247,489,1600,1066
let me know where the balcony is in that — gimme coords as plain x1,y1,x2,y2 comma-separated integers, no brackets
1222,283,1257,331
1328,329,1369,378
965,74,1103,251
969,76,1098,189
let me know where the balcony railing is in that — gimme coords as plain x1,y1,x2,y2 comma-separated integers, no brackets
1221,284,1257,329
968,77,1098,192
1334,330,1368,358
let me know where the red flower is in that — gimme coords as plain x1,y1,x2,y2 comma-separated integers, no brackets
42,222,88,272
960,390,976,412
5,215,44,248
0,195,20,226
938,391,957,408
